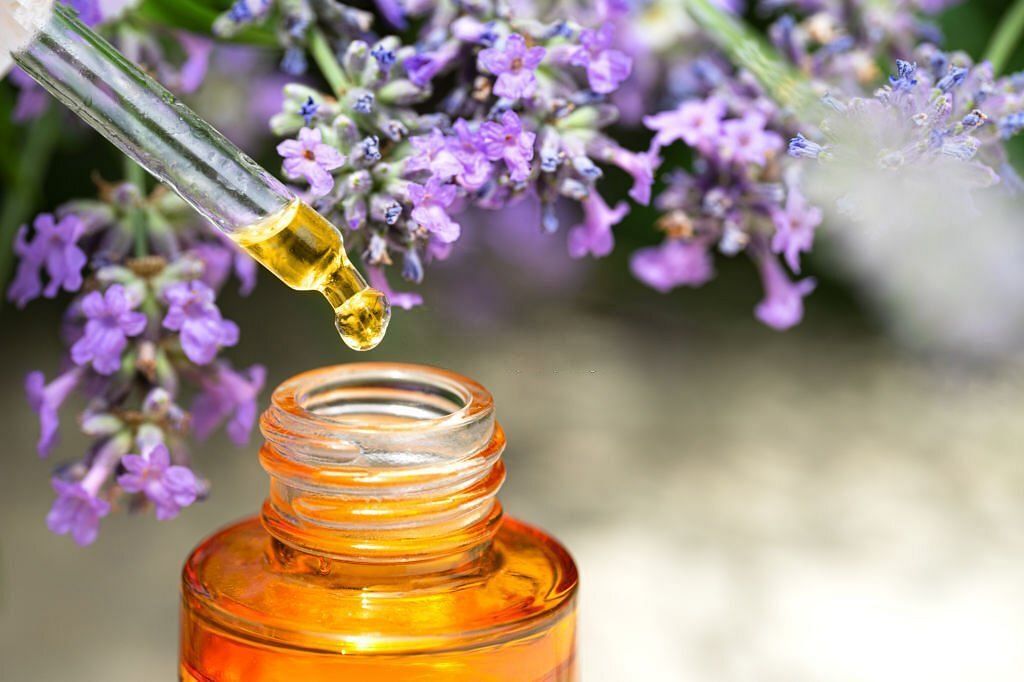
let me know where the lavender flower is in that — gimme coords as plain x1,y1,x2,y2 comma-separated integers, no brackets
277,127,346,196
408,178,461,243
25,369,82,457
368,267,424,310
70,285,147,375
192,363,266,445
11,177,261,543
162,281,240,365
717,113,783,167
480,111,536,182
570,25,633,95
770,186,823,273
9,68,48,122
644,98,725,153
46,478,111,547
630,241,715,293
567,192,630,259
478,34,546,100
754,244,816,331
406,130,463,181
118,443,200,520
6,214,87,307
450,119,493,190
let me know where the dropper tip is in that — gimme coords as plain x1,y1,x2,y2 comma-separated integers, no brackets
334,288,391,351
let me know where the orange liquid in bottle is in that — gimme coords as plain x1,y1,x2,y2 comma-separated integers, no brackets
179,364,578,681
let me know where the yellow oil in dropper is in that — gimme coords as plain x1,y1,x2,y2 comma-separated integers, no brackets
231,200,390,351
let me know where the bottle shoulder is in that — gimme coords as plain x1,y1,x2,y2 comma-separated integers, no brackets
182,515,578,655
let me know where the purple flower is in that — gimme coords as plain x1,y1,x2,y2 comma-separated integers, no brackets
192,363,266,445
46,478,110,546
9,68,49,122
644,97,726,153
408,178,461,243
7,213,88,307
630,241,715,293
788,133,827,160
25,368,82,457
754,249,816,331
717,114,784,167
175,33,214,94
162,280,240,365
567,192,630,259
190,242,257,296
406,129,463,181
478,34,546,100
68,0,103,25
368,266,424,310
404,44,458,87
276,127,346,197
118,443,200,520
570,25,633,94
480,111,536,182
450,119,494,190
298,97,319,126
70,285,147,375
375,0,408,28
605,145,660,205
7,225,44,308
770,188,823,274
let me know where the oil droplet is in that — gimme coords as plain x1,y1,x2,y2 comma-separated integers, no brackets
333,288,390,351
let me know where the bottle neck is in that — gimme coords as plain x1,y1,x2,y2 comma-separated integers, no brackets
258,363,505,567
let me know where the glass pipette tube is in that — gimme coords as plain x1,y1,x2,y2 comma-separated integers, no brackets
3,3,390,351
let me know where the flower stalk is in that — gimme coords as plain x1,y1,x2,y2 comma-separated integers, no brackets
985,0,1024,74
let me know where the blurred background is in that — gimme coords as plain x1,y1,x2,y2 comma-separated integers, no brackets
3,1,1024,680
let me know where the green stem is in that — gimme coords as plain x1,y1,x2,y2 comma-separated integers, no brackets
0,109,60,312
125,157,149,258
685,0,819,118
984,0,1024,75
309,28,348,98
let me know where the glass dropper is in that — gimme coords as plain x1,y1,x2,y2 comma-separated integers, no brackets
2,2,390,351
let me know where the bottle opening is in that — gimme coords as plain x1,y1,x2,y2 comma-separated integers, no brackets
263,363,496,469
259,363,505,560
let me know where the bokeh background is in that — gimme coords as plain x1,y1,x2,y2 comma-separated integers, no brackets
3,1,1024,680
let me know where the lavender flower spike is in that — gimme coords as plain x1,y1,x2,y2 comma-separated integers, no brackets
118,443,200,520
478,34,546,100
25,368,82,457
70,284,147,375
277,127,346,197
162,281,240,365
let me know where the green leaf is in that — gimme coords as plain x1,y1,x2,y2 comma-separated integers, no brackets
136,0,277,46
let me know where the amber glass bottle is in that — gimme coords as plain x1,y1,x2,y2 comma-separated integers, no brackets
180,363,578,681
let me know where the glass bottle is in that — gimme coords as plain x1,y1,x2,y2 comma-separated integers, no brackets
180,363,579,681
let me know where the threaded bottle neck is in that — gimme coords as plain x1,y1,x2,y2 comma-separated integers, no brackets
258,363,505,564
